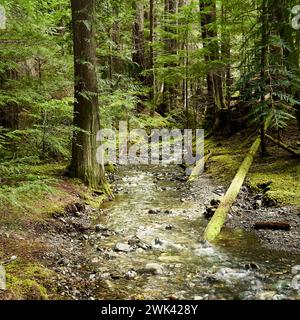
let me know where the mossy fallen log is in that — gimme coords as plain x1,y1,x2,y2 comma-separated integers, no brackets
188,152,213,182
204,137,261,242
265,134,300,157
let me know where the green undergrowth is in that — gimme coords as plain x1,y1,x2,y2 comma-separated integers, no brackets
205,133,300,208
0,161,110,226
130,113,172,131
0,162,65,222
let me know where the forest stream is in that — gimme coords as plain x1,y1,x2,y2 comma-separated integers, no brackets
2,0,300,305
79,165,300,300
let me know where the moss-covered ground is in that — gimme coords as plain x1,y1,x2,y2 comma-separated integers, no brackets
205,126,300,207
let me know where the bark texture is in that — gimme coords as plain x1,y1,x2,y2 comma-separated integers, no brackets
70,0,105,189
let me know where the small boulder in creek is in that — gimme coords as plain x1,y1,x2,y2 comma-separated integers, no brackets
204,206,216,219
139,263,164,275
210,199,220,207
244,262,260,271
114,243,131,253
125,270,137,280
292,265,300,275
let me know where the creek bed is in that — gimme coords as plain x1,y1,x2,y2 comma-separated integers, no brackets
89,165,300,300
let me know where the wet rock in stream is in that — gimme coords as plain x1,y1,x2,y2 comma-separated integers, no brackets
128,236,152,251
114,243,131,253
203,199,221,219
72,222,92,233
202,267,258,287
292,265,300,275
153,238,184,251
125,270,138,280
138,263,164,276
255,291,277,300
244,263,260,271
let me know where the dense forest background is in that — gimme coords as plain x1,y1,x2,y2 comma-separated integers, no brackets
0,0,300,301
0,0,299,210
1,0,299,163
0,0,299,215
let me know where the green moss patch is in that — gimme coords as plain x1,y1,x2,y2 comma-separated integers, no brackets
205,134,300,208
249,156,300,206
4,260,56,300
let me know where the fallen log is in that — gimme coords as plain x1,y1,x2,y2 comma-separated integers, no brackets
265,134,300,157
204,137,261,242
253,221,291,231
188,152,213,182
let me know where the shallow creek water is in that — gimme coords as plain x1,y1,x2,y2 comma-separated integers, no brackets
91,165,300,300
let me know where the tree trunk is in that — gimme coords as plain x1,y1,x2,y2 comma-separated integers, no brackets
199,0,225,130
184,42,189,127
221,0,232,108
204,137,261,242
272,0,300,135
132,1,147,112
132,1,146,78
296,108,300,133
149,0,156,115
161,0,178,115
70,0,105,189
260,0,269,156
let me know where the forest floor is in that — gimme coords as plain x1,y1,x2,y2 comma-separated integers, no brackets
206,122,300,252
206,123,300,207
0,125,299,300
